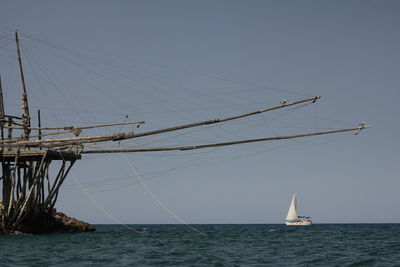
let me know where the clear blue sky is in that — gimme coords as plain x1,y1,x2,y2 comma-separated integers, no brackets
1,0,399,224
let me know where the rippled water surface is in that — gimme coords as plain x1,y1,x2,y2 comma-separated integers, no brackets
1,224,399,266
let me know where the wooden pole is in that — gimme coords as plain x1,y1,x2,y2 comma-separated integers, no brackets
15,30,31,140
12,152,47,225
6,152,19,218
0,74,5,139
6,118,12,151
0,96,321,148
0,74,5,224
81,125,369,154
118,96,321,140
38,110,42,150
1,120,145,131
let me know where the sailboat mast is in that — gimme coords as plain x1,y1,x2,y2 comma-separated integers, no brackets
15,30,31,140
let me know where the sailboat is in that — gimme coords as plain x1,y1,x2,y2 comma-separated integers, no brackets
285,194,312,226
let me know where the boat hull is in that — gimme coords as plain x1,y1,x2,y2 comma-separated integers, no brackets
285,220,312,226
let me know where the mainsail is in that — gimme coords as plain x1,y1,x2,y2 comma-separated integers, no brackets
286,194,298,221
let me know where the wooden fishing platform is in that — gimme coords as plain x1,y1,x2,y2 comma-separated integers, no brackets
0,30,368,234
0,150,81,162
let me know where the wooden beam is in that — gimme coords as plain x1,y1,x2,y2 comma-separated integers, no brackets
15,30,31,139
117,96,321,140
0,74,5,126
1,120,145,131
0,96,320,148
81,125,369,154
0,150,81,161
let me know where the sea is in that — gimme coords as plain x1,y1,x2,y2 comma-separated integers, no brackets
1,224,399,266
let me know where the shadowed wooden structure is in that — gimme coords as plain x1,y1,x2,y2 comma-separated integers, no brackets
0,31,368,233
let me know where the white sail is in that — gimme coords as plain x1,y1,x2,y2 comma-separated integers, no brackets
286,194,297,221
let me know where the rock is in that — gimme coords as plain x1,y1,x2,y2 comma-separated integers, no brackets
0,202,95,234
48,210,96,233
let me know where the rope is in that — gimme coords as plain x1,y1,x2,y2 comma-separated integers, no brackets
122,153,207,236
71,171,148,235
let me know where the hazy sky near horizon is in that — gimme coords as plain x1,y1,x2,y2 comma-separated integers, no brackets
0,0,399,225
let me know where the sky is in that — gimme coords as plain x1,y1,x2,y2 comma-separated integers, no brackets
0,0,399,224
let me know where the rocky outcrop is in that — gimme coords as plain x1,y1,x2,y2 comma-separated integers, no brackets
51,211,96,233
0,201,95,234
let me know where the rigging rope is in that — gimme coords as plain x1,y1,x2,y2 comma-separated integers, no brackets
71,171,148,235
122,153,207,236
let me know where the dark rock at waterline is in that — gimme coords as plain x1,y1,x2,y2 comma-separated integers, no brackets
52,211,96,233
0,202,95,234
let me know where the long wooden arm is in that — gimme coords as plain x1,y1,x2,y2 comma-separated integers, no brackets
80,125,369,154
1,96,320,148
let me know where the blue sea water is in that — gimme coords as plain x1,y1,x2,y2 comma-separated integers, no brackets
1,224,399,266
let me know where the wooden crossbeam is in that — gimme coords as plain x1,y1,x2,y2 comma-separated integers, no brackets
0,150,80,161
0,96,321,148
81,126,369,154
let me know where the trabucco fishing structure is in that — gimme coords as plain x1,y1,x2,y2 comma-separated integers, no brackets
0,30,368,233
